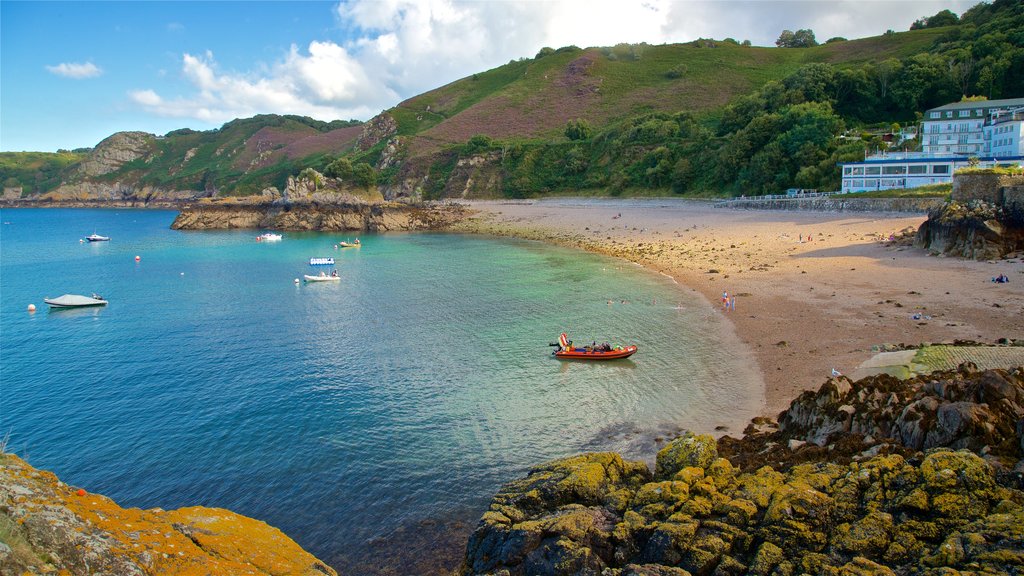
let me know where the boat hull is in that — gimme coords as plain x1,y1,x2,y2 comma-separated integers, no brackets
303,275,340,282
554,345,637,360
85,235,110,242
44,294,108,308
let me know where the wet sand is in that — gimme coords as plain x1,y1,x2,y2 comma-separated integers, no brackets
450,198,1024,418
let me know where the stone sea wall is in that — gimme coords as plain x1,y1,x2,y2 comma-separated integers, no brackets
721,197,945,213
461,364,1024,575
0,454,336,575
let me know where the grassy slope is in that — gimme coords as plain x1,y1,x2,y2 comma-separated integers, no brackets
0,151,87,195
386,28,947,158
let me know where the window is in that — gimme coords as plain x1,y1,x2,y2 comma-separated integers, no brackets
930,112,940,119
932,164,949,174
852,167,864,175
945,111,953,118
975,109,984,116
865,167,881,175
843,167,852,175
959,135,968,144
959,110,970,117
883,166,906,175
865,179,878,188
908,165,927,174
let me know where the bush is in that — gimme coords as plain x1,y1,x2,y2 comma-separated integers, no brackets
352,163,377,188
324,157,353,179
565,119,593,141
665,64,687,79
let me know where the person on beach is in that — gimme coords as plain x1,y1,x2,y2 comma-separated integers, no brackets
729,296,736,311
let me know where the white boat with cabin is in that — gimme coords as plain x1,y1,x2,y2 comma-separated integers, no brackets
44,293,108,308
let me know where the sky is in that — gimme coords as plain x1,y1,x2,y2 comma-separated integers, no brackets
1,0,980,152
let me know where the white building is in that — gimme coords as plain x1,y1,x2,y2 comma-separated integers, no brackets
988,106,1024,157
840,98,1024,193
840,152,1022,193
921,97,1024,155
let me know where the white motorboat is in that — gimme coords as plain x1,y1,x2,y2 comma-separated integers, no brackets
85,234,110,242
43,293,108,308
303,274,340,282
309,257,335,265
257,233,282,242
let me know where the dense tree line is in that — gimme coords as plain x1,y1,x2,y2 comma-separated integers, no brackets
463,0,1024,197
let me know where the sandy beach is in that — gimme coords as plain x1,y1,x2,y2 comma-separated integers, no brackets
451,198,1024,420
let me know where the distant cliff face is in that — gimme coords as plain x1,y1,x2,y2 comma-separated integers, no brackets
74,131,155,178
0,454,336,576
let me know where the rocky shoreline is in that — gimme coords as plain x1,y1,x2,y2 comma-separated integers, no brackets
460,363,1024,575
0,453,336,575
169,199,468,232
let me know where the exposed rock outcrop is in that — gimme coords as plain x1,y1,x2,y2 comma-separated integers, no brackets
171,199,469,232
356,113,398,151
73,131,155,178
462,366,1024,575
0,454,336,576
915,200,1024,260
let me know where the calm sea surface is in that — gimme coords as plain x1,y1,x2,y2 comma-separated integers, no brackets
0,208,763,573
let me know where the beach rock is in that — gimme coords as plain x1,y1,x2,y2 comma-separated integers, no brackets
0,454,336,576
916,199,1024,260
462,366,1024,576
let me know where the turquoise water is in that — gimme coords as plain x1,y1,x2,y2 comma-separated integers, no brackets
0,208,762,573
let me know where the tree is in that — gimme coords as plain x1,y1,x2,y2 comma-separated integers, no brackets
910,9,959,30
776,29,818,48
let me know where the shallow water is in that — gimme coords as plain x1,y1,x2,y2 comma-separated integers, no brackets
0,208,763,572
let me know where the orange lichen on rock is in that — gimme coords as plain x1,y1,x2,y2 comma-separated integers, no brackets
0,454,336,576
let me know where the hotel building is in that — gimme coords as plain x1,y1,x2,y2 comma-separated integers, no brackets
841,98,1024,193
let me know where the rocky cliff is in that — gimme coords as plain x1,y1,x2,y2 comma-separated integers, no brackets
0,454,336,576
461,364,1024,575
171,198,469,232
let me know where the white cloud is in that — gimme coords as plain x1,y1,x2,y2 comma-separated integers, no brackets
46,61,102,79
130,45,385,124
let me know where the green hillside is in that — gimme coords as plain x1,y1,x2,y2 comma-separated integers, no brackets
0,151,87,196
3,0,1022,200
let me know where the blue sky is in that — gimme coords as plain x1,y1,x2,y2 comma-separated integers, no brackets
1,0,978,152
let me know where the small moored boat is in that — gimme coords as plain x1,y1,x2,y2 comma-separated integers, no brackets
339,239,361,248
256,232,282,242
84,234,110,242
552,333,637,360
303,273,340,282
309,257,335,265
44,293,108,308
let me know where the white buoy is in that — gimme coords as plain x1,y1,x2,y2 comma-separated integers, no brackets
135,255,141,262
180,272,185,276
294,278,300,284
27,304,36,312
79,239,84,243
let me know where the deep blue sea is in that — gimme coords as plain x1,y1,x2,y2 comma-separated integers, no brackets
0,208,763,573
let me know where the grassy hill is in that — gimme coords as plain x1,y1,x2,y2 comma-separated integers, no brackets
3,0,1021,200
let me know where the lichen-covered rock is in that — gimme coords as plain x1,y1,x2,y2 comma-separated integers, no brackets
655,432,718,480
0,454,335,576
463,367,1024,576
